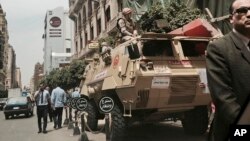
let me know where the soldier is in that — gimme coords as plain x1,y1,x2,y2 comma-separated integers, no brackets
117,7,138,42
101,42,112,53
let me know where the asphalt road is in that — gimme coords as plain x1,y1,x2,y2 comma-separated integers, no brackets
87,120,208,141
0,108,208,141
0,109,79,141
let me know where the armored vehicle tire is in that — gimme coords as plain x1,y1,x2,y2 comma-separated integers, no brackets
181,106,208,135
106,105,126,141
86,100,98,131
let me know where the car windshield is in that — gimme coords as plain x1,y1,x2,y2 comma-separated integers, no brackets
7,97,27,105
142,40,174,57
21,92,29,97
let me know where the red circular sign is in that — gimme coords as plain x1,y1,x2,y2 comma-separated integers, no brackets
49,17,61,28
113,55,119,69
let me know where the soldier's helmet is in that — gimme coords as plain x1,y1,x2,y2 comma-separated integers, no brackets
122,7,132,15
101,42,108,46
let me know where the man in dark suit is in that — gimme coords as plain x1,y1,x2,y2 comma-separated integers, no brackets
34,85,51,134
206,0,250,140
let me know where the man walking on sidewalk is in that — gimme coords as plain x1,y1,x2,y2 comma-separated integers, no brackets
34,85,50,134
51,85,67,129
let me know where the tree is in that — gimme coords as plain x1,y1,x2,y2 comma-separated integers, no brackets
40,59,87,91
139,1,203,33
68,59,86,89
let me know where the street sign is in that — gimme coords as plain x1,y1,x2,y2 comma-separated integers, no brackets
70,97,78,109
88,42,99,49
76,98,88,111
99,96,114,113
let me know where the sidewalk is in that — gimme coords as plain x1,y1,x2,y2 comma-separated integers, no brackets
42,108,105,141
33,108,81,141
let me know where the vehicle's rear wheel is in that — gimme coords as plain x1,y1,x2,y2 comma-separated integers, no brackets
106,105,127,141
5,114,9,120
25,112,29,118
86,100,98,131
181,106,209,135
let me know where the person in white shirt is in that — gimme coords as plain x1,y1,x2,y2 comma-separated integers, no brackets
34,85,50,134
51,85,66,129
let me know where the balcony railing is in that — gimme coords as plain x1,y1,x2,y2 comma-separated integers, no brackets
105,12,122,34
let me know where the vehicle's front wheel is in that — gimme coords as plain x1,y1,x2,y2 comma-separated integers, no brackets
5,114,9,120
106,105,127,141
25,112,29,118
86,100,98,131
181,106,209,135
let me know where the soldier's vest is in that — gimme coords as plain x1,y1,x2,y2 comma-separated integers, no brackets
117,18,135,36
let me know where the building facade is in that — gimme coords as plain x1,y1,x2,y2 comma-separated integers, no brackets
0,4,13,91
5,45,17,89
43,7,74,75
31,62,43,93
68,0,123,60
15,67,22,89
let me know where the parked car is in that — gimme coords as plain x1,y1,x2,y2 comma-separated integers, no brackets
0,98,8,110
3,97,34,119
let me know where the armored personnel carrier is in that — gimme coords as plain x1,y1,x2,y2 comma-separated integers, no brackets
81,33,215,141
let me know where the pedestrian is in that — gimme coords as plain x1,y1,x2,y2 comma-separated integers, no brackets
51,85,67,129
34,85,51,134
71,87,80,98
71,87,80,119
206,0,250,140
45,86,54,122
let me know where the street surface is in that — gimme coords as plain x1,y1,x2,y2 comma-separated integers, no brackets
0,108,208,141
0,109,79,141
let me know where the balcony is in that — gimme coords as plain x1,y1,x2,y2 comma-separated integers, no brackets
105,12,122,35
69,0,85,19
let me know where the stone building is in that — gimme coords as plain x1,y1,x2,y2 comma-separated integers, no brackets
5,45,17,89
68,0,123,60
15,67,22,89
43,7,74,75
32,62,44,92
0,4,10,91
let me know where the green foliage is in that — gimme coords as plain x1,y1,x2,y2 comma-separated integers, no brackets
0,90,8,98
98,36,115,48
139,1,202,33
41,59,87,90
68,59,87,88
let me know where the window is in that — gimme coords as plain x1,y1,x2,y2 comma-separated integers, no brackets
105,6,111,23
90,26,94,40
142,40,174,57
75,42,78,53
66,48,71,53
97,18,101,36
180,41,208,57
85,32,88,46
80,36,83,49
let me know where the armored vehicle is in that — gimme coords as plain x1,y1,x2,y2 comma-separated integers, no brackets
81,33,215,141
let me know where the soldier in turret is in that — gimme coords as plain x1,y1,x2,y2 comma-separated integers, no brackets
117,7,138,42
